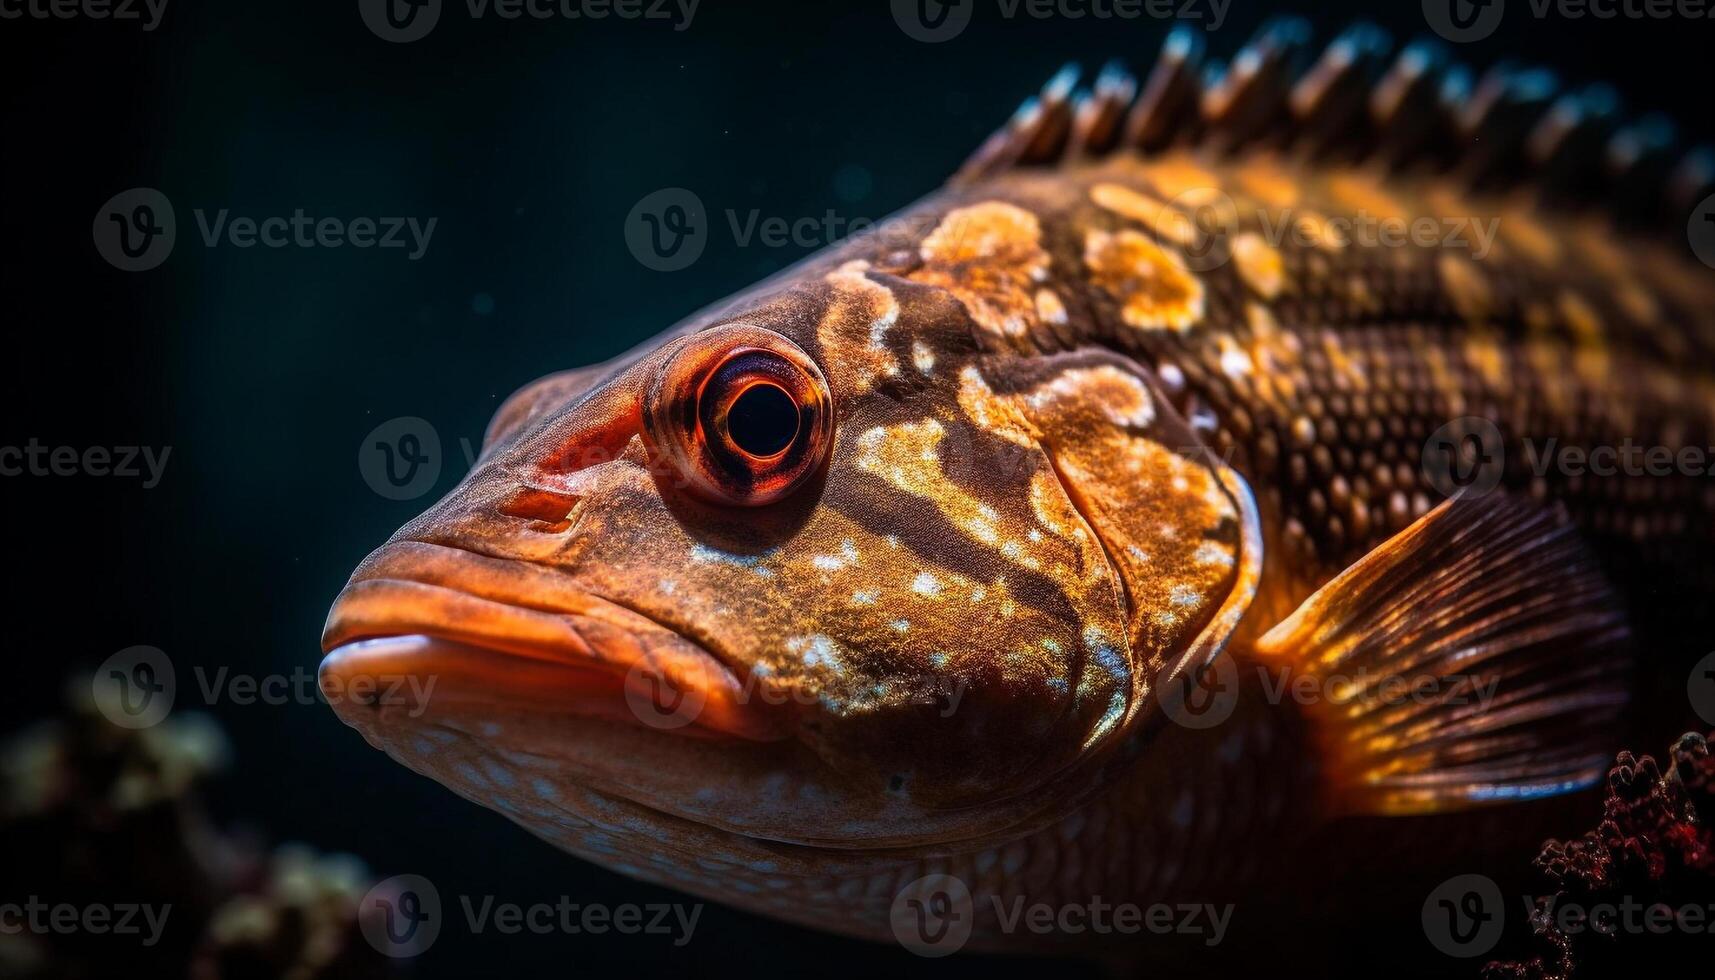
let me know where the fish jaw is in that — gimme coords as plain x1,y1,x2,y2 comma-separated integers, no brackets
318,547,796,742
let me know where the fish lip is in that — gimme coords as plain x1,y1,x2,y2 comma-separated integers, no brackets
319,543,794,741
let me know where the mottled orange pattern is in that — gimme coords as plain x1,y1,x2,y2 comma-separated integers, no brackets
908,201,1050,340
1083,227,1206,331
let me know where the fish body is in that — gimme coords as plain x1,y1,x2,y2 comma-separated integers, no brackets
321,21,1715,955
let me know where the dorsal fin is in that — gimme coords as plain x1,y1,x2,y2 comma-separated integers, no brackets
951,19,1714,232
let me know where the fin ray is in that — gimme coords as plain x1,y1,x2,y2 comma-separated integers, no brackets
1254,494,1631,816
954,21,1712,229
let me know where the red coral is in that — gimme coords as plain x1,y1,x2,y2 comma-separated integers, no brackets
1486,731,1715,979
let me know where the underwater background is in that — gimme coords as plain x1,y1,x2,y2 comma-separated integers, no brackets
3,0,1713,976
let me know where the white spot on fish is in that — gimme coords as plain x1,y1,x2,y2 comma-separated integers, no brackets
788,634,846,671
1082,627,1130,743
1194,543,1234,567
691,543,776,578
812,540,860,572
911,572,942,597
911,341,936,374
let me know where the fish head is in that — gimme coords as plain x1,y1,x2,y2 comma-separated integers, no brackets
320,258,1260,884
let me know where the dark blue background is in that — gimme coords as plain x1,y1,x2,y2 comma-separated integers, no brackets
3,1,1712,976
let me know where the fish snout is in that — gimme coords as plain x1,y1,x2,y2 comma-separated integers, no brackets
318,541,794,742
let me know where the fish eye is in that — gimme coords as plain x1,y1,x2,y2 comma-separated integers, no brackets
642,325,833,506
724,382,799,458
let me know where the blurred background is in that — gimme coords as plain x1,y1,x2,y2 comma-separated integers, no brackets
2,0,1712,977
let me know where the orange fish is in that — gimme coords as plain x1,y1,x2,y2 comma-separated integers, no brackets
321,20,1715,957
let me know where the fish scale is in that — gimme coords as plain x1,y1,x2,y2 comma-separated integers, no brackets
320,17,1715,961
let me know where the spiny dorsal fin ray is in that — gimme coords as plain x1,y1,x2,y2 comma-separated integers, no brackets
952,20,1711,232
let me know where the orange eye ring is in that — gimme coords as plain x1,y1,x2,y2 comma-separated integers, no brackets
641,326,834,506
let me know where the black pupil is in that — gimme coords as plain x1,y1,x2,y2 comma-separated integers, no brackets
727,383,800,457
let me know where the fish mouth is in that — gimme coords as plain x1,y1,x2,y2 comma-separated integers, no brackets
319,541,793,742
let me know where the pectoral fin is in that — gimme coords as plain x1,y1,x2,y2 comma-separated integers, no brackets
1255,494,1630,816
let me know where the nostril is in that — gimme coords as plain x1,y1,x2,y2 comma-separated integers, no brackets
500,487,583,532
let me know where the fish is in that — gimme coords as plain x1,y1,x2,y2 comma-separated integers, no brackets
319,18,1715,956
